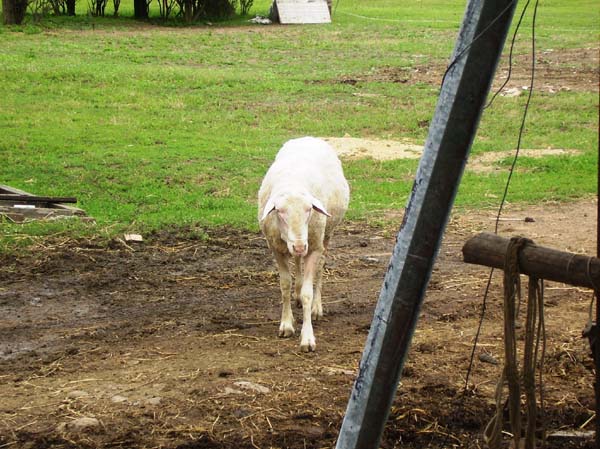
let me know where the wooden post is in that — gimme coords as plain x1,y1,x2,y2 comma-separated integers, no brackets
596,91,599,448
335,0,518,447
462,232,600,289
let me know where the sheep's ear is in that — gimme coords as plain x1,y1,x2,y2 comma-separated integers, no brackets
311,198,331,217
260,198,276,221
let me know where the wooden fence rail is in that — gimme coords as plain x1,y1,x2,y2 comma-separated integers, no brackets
462,232,600,290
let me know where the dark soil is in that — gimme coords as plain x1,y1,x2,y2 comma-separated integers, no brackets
0,199,596,448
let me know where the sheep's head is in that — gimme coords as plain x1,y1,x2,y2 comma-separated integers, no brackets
261,192,330,257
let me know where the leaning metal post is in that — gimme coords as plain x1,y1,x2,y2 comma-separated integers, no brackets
336,0,519,447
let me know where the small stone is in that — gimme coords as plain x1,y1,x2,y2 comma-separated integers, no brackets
58,417,100,432
233,381,270,394
110,395,128,403
324,367,355,376
222,387,244,395
479,353,499,365
124,233,143,242
233,408,252,418
145,397,162,406
66,390,89,399
502,87,522,97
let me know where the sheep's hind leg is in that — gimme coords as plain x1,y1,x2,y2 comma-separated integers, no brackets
312,252,325,320
274,252,295,338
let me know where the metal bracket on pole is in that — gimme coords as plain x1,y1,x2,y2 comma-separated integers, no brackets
336,0,518,447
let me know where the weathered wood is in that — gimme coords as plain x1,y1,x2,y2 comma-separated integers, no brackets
463,232,600,290
274,0,331,24
0,194,78,204
596,124,599,449
0,206,88,223
0,185,87,218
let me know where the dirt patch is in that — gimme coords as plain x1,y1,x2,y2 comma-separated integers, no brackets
467,148,583,173
324,137,582,174
0,199,596,448
494,47,600,94
322,46,596,168
320,47,599,94
324,137,423,161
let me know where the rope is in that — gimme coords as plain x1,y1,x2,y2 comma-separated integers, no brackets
484,237,546,449
524,274,546,449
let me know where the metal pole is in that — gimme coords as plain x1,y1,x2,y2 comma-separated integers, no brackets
336,0,518,447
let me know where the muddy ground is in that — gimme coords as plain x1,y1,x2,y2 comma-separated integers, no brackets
0,199,597,449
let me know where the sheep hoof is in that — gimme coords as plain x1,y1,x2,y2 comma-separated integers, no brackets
311,307,323,321
278,324,295,338
300,338,316,352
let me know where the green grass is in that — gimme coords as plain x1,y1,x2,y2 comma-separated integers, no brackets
0,0,598,249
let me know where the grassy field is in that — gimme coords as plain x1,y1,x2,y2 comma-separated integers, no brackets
0,0,598,246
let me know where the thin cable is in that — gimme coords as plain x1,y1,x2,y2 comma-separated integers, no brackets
463,269,494,393
462,0,538,397
484,0,531,110
437,0,537,444
495,0,537,233
440,0,518,89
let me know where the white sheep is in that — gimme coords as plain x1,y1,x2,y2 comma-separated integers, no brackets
258,137,350,352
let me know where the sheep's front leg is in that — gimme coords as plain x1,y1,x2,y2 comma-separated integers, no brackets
274,252,294,338
293,255,302,308
299,250,322,352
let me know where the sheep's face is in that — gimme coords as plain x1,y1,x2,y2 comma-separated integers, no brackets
277,196,312,257
261,193,330,258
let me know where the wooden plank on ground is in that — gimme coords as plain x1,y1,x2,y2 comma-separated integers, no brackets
0,206,90,223
0,194,78,204
0,184,88,222
275,0,331,24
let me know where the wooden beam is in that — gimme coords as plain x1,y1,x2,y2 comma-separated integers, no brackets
0,194,78,204
462,232,600,290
